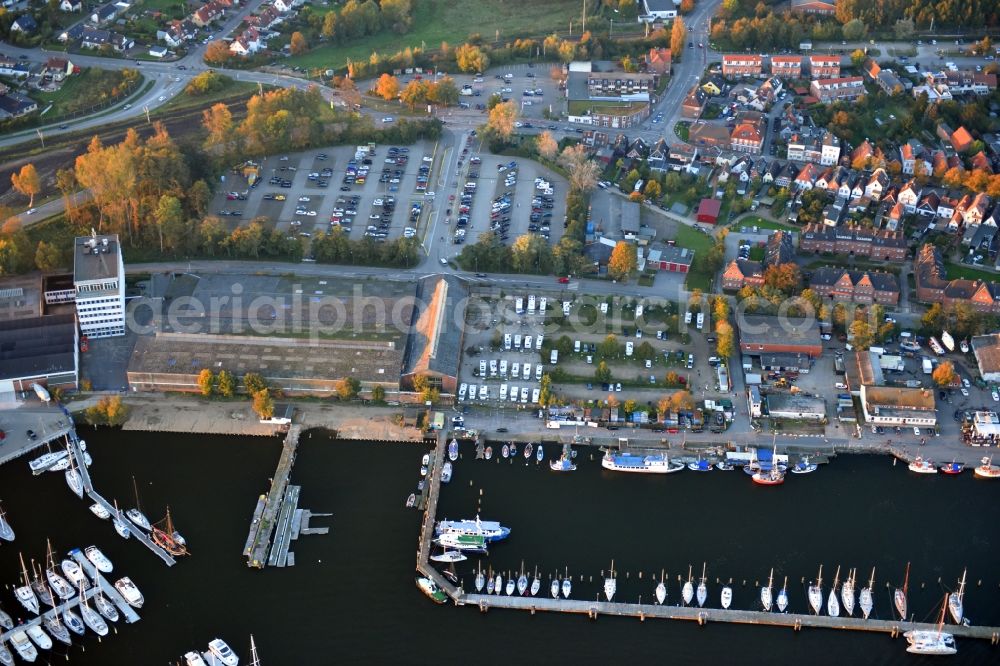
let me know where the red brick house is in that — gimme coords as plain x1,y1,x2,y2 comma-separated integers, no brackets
914,244,1000,312
646,48,672,76
808,267,900,305
722,259,764,290
696,198,722,224
809,55,840,79
722,54,763,78
798,223,907,260
770,56,802,79
951,126,974,152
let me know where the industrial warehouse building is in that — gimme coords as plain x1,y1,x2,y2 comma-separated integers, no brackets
738,314,823,358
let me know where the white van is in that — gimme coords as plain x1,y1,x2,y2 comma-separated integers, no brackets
626,342,634,356
458,383,468,400
684,311,693,325
510,386,519,403
635,304,644,318
478,385,488,400
514,334,522,349
562,301,571,316
550,349,558,364
574,340,581,353
535,365,543,380
536,334,544,350
538,297,547,313
489,360,498,377
520,387,529,403
500,384,509,401
468,384,477,400
479,359,487,376
522,363,531,380
527,295,536,314
499,360,508,377
504,333,512,350
532,388,540,404
511,362,520,379
696,312,704,330
525,335,533,351
600,302,608,314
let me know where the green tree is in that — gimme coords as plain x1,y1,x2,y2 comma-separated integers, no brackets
197,368,215,396
243,372,267,396
636,341,656,360
335,376,361,400
608,241,637,280
217,370,235,397
155,194,186,253
598,334,619,358
34,241,61,272
372,385,386,402
842,18,867,41
595,360,612,383
893,17,915,39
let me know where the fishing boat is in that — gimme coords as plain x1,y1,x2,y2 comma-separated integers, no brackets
484,446,493,460
60,557,89,588
721,584,733,609
42,613,71,646
536,444,544,462
550,577,559,599
696,562,708,608
841,568,856,617
474,563,485,593
0,641,12,666
114,577,144,608
61,608,84,635
860,568,875,620
45,542,74,600
791,456,818,474
429,550,467,563
908,457,937,474
0,607,11,629
93,591,119,623
895,562,910,620
441,461,453,484
502,444,509,459
687,454,712,472
530,566,540,596
25,625,51,651
127,477,152,531
808,565,824,615
405,493,416,509
517,564,528,596
940,461,965,475
524,443,533,460
827,566,841,617
494,573,502,596
89,503,110,520
905,594,958,655
185,652,208,666
28,451,67,475
948,568,967,625
601,450,684,474
448,439,459,461
682,565,694,606
604,560,617,602
208,638,239,666
505,574,515,596
777,576,789,613
65,458,83,500
974,456,1000,478
436,516,510,542
434,532,488,553
15,553,39,614
9,631,37,663
761,568,774,612
550,451,577,472
752,465,785,485
415,573,447,605
655,570,667,605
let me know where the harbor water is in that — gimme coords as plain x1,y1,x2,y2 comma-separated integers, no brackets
0,428,997,664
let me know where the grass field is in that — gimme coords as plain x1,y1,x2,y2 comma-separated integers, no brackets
945,261,1000,283
35,68,141,119
675,225,715,292
731,215,796,232
286,0,581,70
157,77,260,114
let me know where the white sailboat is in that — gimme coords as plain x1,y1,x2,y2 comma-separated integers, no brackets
505,572,515,596
827,566,841,617
61,608,85,636
895,562,910,620
493,573,501,596
28,450,67,475
561,567,571,599
64,455,83,499
112,499,131,539
0,607,11,629
78,582,108,636
859,567,875,620
486,569,495,595
0,502,14,542
948,568,967,625
517,562,528,596
696,562,708,608
655,569,667,605
45,540,74,600
761,568,774,612
127,477,152,531
93,589,119,623
550,576,559,599
905,594,958,655
42,611,71,646
604,560,616,602
14,551,39,614
841,568,856,617
777,576,789,613
0,640,12,666
530,566,540,596
682,565,694,606
721,584,733,609
808,564,823,615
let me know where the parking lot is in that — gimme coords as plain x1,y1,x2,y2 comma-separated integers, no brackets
207,140,439,250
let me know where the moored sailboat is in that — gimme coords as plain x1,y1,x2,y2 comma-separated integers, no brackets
948,568,967,625
517,562,528,596
79,594,111,636
44,540,74,600
550,576,559,599
64,455,83,499
841,568,856,617
61,608,84,636
696,562,708,608
777,576,789,613
721,583,733,609
126,477,152,531
655,569,667,605
0,502,14,542
93,589,119,623
151,507,189,557
859,567,875,620
827,566,841,617
808,565,823,615
530,566,540,597
42,612,71,646
474,562,485,593
0,641,12,666
905,594,958,655
112,499,131,539
682,565,694,606
604,560,617,602
895,562,910,620
14,552,39,614
761,568,774,612
504,572,515,596
561,567,571,598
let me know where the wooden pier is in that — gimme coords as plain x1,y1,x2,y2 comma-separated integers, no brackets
67,435,177,567
413,432,1000,649
244,425,300,568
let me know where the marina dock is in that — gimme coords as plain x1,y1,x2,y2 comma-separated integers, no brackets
69,550,142,624
67,435,177,567
414,431,1000,649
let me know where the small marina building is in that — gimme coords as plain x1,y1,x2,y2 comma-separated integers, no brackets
73,233,125,338
972,333,1000,383
764,393,826,421
859,385,937,427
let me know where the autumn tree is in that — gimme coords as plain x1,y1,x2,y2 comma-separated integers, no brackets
217,370,236,397
243,372,267,396
644,179,662,200
850,48,866,68
34,241,62,272
197,368,215,396
670,16,686,58
400,79,429,108
372,385,386,402
155,194,185,253
85,396,128,426
716,320,735,358
536,130,558,161
374,73,400,101
290,31,308,55
11,164,40,207
608,241,637,280
252,389,275,419
849,319,874,351
668,390,694,411
335,376,361,400
455,43,489,73
485,100,518,142
595,360,612,383
763,263,801,293
558,144,599,192
202,103,234,157
204,40,232,65
932,361,958,387
538,374,554,407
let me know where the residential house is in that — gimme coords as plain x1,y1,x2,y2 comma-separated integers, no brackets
641,0,679,20
722,54,763,78
790,0,835,15
273,0,294,11
822,196,847,226
798,223,907,260
916,191,940,218
810,77,865,103
646,48,671,76
786,128,840,166
774,162,798,188
971,151,993,173
11,14,38,32
897,180,921,213
864,168,890,201
808,267,900,305
951,126,974,152
625,137,649,161
647,138,669,172
899,139,932,176
688,122,731,150
681,85,707,119
963,193,992,226
90,3,117,24
914,243,1000,312
665,143,698,171
701,77,723,96
793,163,820,190
937,194,959,220
192,1,224,27
884,201,904,231
79,27,133,51
44,57,74,82
876,69,905,95
722,259,765,290
0,92,38,118
59,0,82,10
770,55,802,79
809,55,840,79
730,112,766,155
766,230,795,266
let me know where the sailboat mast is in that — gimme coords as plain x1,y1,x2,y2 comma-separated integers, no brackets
868,566,875,589
903,562,910,595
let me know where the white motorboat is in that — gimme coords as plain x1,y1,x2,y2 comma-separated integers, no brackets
436,516,510,542
434,532,487,553
60,558,89,588
841,568,856,617
65,467,84,499
484,446,492,460
761,568,774,611
827,566,842,617
974,456,1000,478
696,563,708,608
550,577,559,599
429,550,466,563
808,565,824,615
777,576,789,613
655,569,667,605
9,631,37,663
28,451,67,474
114,517,131,539
61,608,85,635
25,625,51,651
42,614,71,646
895,562,910,620
207,638,239,666
682,565,694,606
905,594,958,655
948,568,967,625
84,545,113,573
94,593,119,623
549,454,577,471
405,493,415,509
89,503,110,520
185,652,209,666
502,444,509,459
448,439,459,461
524,443,533,460
721,585,733,609
791,456,818,474
907,457,937,474
441,461,453,484
114,577,144,608
604,560,617,602
474,564,485,593
715,460,735,471
536,444,544,462
860,567,875,620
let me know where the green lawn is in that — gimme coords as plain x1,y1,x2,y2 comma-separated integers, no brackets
286,0,581,70
674,121,689,141
156,77,260,114
675,225,715,292
732,215,796,232
748,246,765,261
35,68,142,118
567,100,644,116
944,262,1000,283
